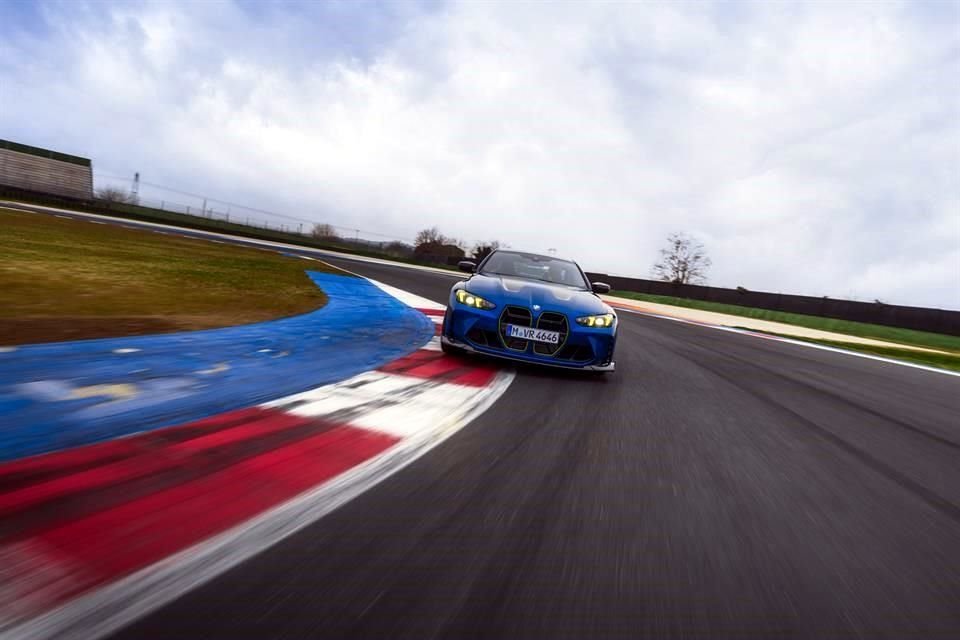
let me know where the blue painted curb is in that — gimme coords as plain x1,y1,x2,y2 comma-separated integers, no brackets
0,272,435,462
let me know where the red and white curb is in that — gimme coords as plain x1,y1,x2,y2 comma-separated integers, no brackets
0,282,512,640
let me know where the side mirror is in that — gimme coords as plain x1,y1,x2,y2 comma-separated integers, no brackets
458,260,477,273
591,281,611,294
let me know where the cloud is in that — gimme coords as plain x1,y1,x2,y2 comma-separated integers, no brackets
1,0,958,308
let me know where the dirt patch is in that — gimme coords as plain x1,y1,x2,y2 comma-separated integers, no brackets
0,317,193,346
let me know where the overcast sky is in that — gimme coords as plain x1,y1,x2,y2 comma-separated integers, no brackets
1,0,958,308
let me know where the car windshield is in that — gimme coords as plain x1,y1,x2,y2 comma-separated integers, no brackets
479,251,588,289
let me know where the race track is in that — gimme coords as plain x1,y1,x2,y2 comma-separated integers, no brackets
110,255,960,639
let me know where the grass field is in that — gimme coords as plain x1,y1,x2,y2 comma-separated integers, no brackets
2,192,460,273
611,290,960,353
0,208,344,345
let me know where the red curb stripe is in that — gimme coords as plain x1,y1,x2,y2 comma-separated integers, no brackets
378,350,438,373
0,408,268,489
379,349,496,387
405,357,471,379
378,350,443,372
2,416,348,541
449,366,498,387
0,438,142,479
0,408,308,516
7,424,397,613
169,409,303,454
417,308,445,317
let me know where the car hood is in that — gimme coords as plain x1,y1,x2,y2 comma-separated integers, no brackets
464,274,610,315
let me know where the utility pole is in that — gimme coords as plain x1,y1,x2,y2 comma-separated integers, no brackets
131,172,140,204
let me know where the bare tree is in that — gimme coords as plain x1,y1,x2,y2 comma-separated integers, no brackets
311,223,339,241
652,232,712,284
96,187,134,204
472,240,501,261
384,241,414,257
414,227,446,248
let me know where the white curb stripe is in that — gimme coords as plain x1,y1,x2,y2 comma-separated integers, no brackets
367,279,447,312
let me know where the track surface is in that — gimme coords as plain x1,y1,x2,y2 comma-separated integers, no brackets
5,205,953,638
98,255,960,639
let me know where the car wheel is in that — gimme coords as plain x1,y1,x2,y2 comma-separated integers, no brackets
441,339,465,356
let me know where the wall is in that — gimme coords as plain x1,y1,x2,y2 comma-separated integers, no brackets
0,139,93,200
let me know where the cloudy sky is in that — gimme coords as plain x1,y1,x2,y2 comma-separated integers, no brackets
1,0,958,308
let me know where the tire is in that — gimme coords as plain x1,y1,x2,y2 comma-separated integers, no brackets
440,309,465,356
441,308,452,336
441,339,465,356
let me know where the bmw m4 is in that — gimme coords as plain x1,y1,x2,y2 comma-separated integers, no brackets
441,250,617,372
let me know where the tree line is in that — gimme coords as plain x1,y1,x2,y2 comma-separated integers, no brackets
317,223,713,283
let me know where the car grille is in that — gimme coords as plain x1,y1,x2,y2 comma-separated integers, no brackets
499,306,532,351
496,307,571,356
533,312,567,355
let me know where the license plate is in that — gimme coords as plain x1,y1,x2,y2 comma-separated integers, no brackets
507,324,560,344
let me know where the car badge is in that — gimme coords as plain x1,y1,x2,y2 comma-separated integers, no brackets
532,304,541,311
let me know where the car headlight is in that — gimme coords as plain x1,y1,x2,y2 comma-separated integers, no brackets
576,313,615,328
455,289,496,310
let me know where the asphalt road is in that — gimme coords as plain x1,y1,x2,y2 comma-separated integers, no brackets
101,254,960,639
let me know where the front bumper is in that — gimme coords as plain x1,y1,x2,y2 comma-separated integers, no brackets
442,335,616,371
444,306,617,372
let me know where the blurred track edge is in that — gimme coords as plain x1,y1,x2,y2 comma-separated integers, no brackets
0,276,513,640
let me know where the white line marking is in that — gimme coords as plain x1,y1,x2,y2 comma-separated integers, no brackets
267,371,421,412
278,370,482,439
111,348,140,354
614,306,960,377
54,215,70,220
350,383,483,438
366,279,446,311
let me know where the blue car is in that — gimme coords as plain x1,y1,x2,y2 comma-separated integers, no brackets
441,249,617,372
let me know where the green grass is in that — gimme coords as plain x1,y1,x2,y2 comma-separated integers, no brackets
0,207,346,344
1,190,461,273
611,291,960,353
